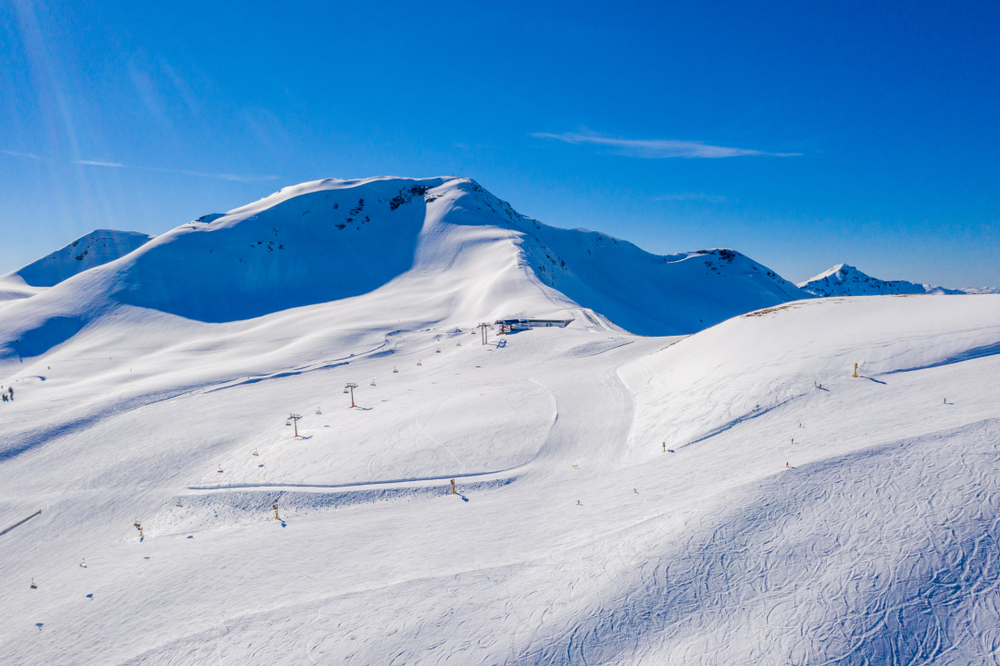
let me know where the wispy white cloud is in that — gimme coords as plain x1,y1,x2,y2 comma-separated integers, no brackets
76,157,278,182
76,159,125,167
3,149,277,182
533,131,800,158
656,193,727,203
2,149,43,160
133,165,280,183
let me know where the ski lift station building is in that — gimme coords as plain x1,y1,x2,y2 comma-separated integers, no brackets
497,318,574,332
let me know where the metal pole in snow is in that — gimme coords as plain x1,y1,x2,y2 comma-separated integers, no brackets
288,413,302,437
345,383,358,408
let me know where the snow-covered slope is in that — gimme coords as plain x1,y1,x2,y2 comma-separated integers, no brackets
1,284,998,664
797,263,967,296
457,180,808,335
4,229,155,289
0,274,45,304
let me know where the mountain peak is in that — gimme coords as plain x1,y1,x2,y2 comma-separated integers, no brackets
0,176,812,362
4,229,155,288
797,263,960,297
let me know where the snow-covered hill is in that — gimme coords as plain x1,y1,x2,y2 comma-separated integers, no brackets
0,230,155,305
797,263,970,296
4,229,155,289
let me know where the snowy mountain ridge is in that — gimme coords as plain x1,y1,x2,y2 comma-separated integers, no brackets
0,177,808,367
5,181,995,327
797,262,993,297
0,229,156,305
2,229,155,290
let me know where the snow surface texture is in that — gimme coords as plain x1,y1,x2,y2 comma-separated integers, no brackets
797,263,996,297
1,176,999,665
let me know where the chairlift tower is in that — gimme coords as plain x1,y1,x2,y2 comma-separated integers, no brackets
478,322,491,345
344,383,358,408
287,413,302,437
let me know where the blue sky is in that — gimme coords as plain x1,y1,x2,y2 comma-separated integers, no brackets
2,0,998,287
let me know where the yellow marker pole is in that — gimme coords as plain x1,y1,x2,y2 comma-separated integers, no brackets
450,479,456,495
854,363,858,378
273,504,280,520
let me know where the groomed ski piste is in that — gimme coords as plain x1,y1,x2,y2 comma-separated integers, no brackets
1,177,999,665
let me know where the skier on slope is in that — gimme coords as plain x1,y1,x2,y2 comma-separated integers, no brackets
7,386,12,401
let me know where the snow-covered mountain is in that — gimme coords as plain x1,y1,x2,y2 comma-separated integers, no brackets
4,229,155,289
0,229,155,305
0,178,807,365
2,176,1000,665
797,263,974,297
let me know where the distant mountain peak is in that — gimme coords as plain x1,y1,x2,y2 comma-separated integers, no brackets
797,263,966,297
4,229,155,288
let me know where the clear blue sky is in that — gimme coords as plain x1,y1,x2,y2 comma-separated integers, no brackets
3,0,998,287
